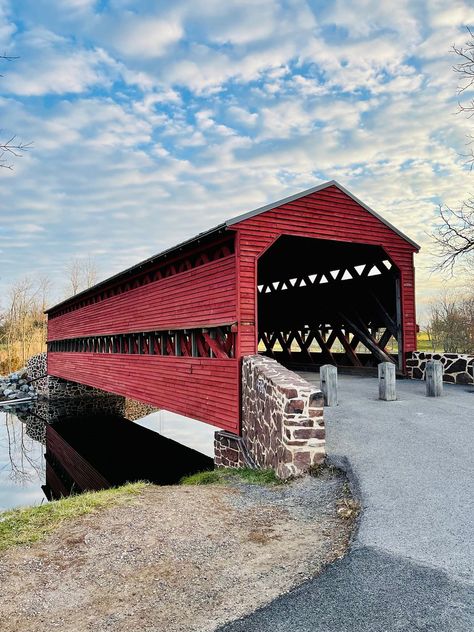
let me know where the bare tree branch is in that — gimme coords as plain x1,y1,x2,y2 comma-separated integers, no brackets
434,28,474,271
0,135,32,169
0,55,31,169
64,257,99,297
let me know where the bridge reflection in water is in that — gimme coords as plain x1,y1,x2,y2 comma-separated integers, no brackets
43,415,214,501
9,399,213,504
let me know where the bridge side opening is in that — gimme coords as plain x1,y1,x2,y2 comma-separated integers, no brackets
257,235,403,372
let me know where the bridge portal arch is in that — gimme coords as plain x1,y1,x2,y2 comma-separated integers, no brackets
256,235,403,371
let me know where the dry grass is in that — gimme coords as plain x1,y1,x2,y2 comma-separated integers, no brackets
0,482,147,551
336,496,360,521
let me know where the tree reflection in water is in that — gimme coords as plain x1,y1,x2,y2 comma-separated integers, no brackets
2,410,45,485
0,407,46,510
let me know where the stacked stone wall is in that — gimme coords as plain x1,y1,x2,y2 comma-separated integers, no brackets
214,431,254,469
26,352,49,392
215,355,325,479
407,352,474,385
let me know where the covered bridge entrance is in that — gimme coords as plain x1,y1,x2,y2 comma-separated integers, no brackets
46,181,419,437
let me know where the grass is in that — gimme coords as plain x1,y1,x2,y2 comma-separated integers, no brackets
180,467,281,486
416,331,443,353
0,481,147,552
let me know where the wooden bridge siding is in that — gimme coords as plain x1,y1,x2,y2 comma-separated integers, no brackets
48,353,240,433
48,255,237,341
233,185,417,357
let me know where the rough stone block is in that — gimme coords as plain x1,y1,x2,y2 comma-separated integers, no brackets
309,391,324,408
285,399,305,414
293,450,312,469
293,427,325,440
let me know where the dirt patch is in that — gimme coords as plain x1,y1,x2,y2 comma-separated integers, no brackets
0,471,354,632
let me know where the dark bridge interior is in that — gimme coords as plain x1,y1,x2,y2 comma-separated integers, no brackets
257,235,402,371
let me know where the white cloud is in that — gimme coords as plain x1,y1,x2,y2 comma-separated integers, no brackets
0,0,472,308
4,46,111,96
227,105,258,127
105,15,184,59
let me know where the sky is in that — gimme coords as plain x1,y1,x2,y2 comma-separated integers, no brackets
0,0,473,322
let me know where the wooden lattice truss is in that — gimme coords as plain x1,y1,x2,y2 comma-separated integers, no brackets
258,257,400,367
49,325,236,360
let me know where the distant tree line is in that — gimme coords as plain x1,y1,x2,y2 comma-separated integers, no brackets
0,258,98,374
426,293,474,354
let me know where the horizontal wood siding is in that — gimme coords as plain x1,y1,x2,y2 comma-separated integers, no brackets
48,353,240,433
232,185,418,357
48,255,237,340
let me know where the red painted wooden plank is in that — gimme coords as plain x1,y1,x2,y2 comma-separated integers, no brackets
48,352,240,433
48,256,238,340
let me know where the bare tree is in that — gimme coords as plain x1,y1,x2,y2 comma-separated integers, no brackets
65,259,82,296
433,198,474,272
82,255,98,289
427,291,474,353
453,26,474,119
65,256,98,296
0,275,50,372
433,28,474,271
1,54,31,169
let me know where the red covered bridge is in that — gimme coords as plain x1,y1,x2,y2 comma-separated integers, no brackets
46,181,419,435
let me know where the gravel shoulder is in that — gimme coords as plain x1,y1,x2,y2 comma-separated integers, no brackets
0,470,354,632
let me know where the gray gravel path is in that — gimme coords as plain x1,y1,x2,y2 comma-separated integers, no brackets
219,374,474,631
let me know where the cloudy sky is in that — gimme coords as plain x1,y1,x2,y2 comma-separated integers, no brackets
0,0,473,319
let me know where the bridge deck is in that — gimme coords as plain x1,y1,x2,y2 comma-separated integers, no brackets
299,370,474,580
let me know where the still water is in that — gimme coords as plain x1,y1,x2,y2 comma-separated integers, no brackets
0,404,215,512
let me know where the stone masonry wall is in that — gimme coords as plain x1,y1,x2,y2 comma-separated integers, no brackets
26,352,48,392
214,431,254,469
407,352,474,385
215,355,325,479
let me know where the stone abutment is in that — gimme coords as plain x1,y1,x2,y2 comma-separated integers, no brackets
215,355,325,479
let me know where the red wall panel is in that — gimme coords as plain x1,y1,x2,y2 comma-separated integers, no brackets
48,255,237,340
48,353,240,433
232,185,418,357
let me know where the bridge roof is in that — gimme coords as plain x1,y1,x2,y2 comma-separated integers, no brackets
46,180,419,313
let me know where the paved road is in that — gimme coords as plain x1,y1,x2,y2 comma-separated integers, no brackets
219,375,474,631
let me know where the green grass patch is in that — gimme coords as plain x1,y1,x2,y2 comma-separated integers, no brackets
0,481,147,552
180,467,281,486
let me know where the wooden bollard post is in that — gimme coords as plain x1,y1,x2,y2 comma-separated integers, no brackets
426,360,443,397
320,364,338,406
378,362,396,401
